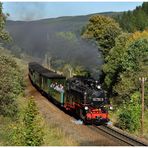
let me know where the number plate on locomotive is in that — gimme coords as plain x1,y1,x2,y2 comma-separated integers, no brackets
93,98,104,101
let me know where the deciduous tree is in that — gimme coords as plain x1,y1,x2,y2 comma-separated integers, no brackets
0,3,11,42
82,15,122,57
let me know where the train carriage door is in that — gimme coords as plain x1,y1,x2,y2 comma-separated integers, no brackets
32,70,35,83
41,75,44,89
44,77,48,93
33,71,35,83
61,92,64,106
60,81,65,105
47,79,51,93
34,72,38,85
39,74,42,88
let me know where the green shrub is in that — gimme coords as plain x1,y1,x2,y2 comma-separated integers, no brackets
23,97,44,146
0,54,24,117
117,92,141,132
9,97,44,146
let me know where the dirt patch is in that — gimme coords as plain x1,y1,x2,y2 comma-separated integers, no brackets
25,76,128,146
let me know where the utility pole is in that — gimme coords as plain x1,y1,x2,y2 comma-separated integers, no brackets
139,77,147,136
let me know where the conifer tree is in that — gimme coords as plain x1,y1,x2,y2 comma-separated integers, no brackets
23,97,44,146
116,2,148,32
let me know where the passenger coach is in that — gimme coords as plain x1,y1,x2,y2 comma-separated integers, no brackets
29,62,66,106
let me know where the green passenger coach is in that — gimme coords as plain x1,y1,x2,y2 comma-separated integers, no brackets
29,62,66,106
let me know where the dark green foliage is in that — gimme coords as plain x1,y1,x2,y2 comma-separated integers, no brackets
113,38,148,103
117,92,141,132
102,33,130,94
116,2,148,32
121,38,148,72
0,3,23,118
103,33,148,105
0,54,24,117
82,15,122,57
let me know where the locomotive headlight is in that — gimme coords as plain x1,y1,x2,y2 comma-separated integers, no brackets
110,106,113,110
97,85,101,89
85,106,88,110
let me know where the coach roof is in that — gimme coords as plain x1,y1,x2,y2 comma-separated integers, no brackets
29,62,65,79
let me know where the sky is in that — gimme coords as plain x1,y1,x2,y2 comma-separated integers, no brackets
3,2,143,21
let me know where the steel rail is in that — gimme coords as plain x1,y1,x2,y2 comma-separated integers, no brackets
93,124,148,146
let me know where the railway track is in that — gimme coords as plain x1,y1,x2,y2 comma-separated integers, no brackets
92,124,148,146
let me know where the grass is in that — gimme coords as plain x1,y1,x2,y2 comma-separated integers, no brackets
0,94,27,146
0,116,12,146
43,123,78,146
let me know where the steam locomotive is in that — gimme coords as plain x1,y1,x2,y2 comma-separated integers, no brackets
28,62,109,125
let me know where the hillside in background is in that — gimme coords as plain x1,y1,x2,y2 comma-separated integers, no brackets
116,2,148,32
5,12,120,78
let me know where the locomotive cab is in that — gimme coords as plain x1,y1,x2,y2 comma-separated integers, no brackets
91,90,109,112
83,90,109,124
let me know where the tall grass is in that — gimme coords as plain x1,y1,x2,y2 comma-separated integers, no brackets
43,122,78,146
0,116,12,145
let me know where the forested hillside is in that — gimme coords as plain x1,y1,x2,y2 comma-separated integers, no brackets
116,2,148,32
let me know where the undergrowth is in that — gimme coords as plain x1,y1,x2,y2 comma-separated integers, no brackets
109,108,148,140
